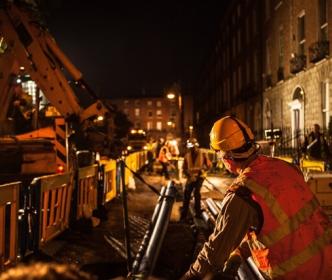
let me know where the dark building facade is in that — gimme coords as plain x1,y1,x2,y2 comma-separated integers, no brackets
194,0,264,146
195,0,332,149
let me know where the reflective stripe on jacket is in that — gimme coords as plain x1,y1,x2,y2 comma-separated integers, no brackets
233,155,332,279
184,149,204,176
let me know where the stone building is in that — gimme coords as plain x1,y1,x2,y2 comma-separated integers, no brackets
109,87,193,141
195,0,332,149
263,0,332,149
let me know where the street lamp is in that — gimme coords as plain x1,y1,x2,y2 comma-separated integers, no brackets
166,90,184,140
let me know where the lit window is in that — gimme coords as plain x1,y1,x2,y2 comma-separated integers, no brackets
156,101,162,107
156,121,162,130
135,108,140,117
147,100,152,106
147,121,153,130
156,110,162,117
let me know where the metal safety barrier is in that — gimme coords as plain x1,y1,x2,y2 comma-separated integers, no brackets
76,164,98,220
102,159,117,203
29,173,73,246
0,181,20,271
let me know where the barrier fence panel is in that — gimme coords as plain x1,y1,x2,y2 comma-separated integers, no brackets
76,165,98,220
0,182,20,271
103,160,117,203
36,173,72,246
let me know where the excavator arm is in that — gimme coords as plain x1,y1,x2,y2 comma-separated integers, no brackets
0,1,112,124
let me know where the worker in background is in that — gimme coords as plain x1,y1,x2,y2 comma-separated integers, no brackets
303,123,330,161
158,140,172,180
180,138,211,221
181,116,332,279
146,137,155,174
7,83,33,133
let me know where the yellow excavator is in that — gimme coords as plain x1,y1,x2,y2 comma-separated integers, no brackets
0,0,114,178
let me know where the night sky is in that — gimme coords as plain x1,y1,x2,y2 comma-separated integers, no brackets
44,1,228,99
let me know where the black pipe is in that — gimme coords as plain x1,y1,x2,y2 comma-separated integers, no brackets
205,198,219,217
131,181,177,279
131,186,166,275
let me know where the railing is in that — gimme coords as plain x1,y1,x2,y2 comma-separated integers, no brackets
309,40,329,63
290,54,306,74
0,182,20,271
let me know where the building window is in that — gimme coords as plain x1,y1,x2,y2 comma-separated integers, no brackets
265,0,270,21
156,109,162,117
319,0,328,41
135,108,140,117
124,100,129,106
156,101,162,107
147,100,152,106
124,108,129,115
252,10,257,35
237,4,241,18
238,66,242,92
254,52,258,85
279,26,284,67
232,36,236,58
322,81,330,129
266,38,271,74
237,28,241,53
298,12,306,55
246,17,250,44
147,121,153,131
135,100,140,106
246,57,251,85
156,121,162,130
135,122,140,128
148,111,153,117
170,110,176,117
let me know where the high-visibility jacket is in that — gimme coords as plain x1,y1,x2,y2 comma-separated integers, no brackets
233,155,332,279
184,149,205,176
158,146,171,163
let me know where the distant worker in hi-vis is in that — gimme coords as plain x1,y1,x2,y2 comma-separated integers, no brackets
180,138,211,221
181,116,332,280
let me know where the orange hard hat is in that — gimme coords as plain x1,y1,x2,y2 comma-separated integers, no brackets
210,116,256,158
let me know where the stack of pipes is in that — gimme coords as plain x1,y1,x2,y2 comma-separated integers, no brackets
130,181,177,279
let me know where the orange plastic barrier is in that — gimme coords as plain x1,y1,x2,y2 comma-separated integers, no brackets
76,165,98,220
35,173,72,245
103,160,117,203
0,182,20,271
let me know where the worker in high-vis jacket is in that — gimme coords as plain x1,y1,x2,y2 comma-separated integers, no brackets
181,116,332,280
180,138,211,221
